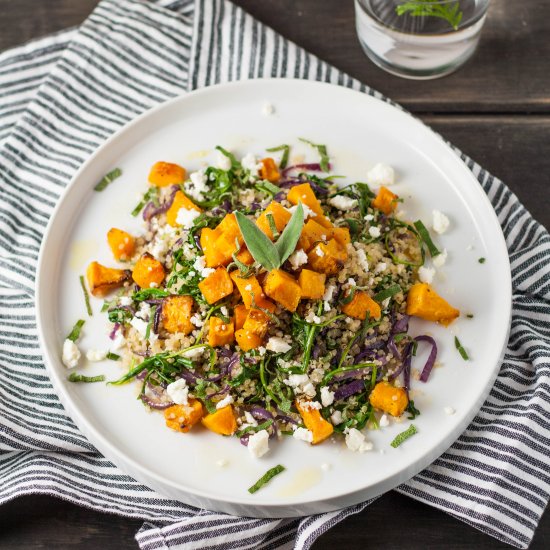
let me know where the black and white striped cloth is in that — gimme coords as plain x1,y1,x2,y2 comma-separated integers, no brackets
0,1,548,548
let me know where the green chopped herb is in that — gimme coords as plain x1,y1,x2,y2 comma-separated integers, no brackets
79,275,93,316
68,372,105,383
478,257,486,264
101,299,116,312
339,286,356,305
66,320,85,342
236,419,273,438
266,144,290,169
94,168,122,192
132,288,170,301
266,212,280,239
255,180,281,197
108,307,133,324
131,187,158,216
374,284,402,303
396,0,463,31
413,220,440,257
390,424,418,448
106,352,120,361
466,314,474,319
144,306,157,341
405,400,421,420
454,336,469,360
248,464,286,494
299,138,330,172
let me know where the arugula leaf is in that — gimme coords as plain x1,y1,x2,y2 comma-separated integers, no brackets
274,203,304,265
299,138,330,172
235,212,280,271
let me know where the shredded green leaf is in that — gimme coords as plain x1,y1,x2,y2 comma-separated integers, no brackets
68,372,105,383
131,187,158,216
374,284,402,303
299,138,330,172
79,275,93,316
390,424,418,448
266,144,290,169
248,464,285,494
255,180,281,197
406,400,421,420
67,320,85,342
454,336,469,360
106,352,120,361
478,257,486,264
413,220,440,257
94,168,122,192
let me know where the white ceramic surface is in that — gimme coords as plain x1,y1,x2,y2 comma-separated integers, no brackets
36,79,511,517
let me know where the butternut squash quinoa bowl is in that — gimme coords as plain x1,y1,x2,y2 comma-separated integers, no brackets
63,140,463,493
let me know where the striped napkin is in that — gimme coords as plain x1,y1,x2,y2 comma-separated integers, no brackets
1,0,549,548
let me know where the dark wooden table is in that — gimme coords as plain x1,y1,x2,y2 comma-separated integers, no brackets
1,0,548,548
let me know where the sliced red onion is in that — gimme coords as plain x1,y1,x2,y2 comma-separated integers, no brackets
281,162,332,177
250,406,274,421
140,394,174,410
142,185,179,221
153,303,162,334
387,336,401,359
392,314,410,335
276,412,299,425
240,436,249,447
109,323,120,340
209,384,230,398
193,235,202,251
334,379,366,400
388,341,413,386
415,335,438,383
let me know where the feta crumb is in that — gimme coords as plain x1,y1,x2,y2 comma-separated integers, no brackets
182,346,204,359
328,195,358,211
248,429,269,458
331,410,343,425
320,386,335,407
345,428,374,453
356,248,369,272
62,339,81,369
418,266,435,284
244,284,252,292
119,296,132,306
266,337,292,354
375,262,387,273
175,207,201,229
299,400,322,410
444,406,456,416
323,284,336,312
433,248,447,268
305,310,321,324
315,247,325,257
166,379,189,405
130,317,149,338
244,411,258,426
186,170,209,202
432,210,450,234
193,255,215,278
86,349,107,362
364,214,374,222
111,331,126,350
289,202,316,219
293,427,313,443
241,153,262,176
347,278,356,287
216,394,234,409
368,226,381,238
379,414,390,427
190,314,204,327
217,152,232,171
288,249,308,270
366,163,395,186
321,463,332,471
262,102,275,116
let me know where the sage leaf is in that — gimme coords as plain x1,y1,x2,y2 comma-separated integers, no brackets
274,203,304,265
235,212,279,270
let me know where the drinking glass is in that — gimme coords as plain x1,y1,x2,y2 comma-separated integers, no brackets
355,0,491,79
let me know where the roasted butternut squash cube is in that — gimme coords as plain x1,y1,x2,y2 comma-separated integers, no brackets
287,183,332,228
132,253,165,289
258,157,281,183
235,329,263,351
198,267,233,304
230,271,276,312
233,304,249,330
307,239,347,275
256,202,291,240
406,282,459,326
200,227,226,267
216,213,241,241
243,309,271,338
107,228,135,261
341,290,381,320
162,295,194,335
371,186,398,215
164,399,204,433
296,400,334,444
207,316,235,347
329,226,351,247
235,247,254,266
148,161,186,187
264,269,301,312
369,382,408,417
298,269,326,300
212,214,244,265
201,405,237,435
166,190,202,227
298,219,329,252
86,261,131,297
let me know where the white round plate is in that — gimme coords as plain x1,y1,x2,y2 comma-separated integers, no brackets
36,79,511,517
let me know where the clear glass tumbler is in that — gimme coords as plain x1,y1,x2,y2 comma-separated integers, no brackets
355,0,491,79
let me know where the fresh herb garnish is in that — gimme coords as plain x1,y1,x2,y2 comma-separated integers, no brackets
94,168,122,192
413,220,440,258
144,306,157,341
478,257,486,264
248,464,285,494
106,352,120,361
79,275,93,316
266,144,290,169
132,288,170,301
299,138,330,172
374,284,402,303
68,372,106,383
108,308,133,324
454,336,469,360
396,0,463,31
390,424,418,448
406,400,421,420
255,180,281,197
67,320,85,342
131,187,158,216
466,313,474,319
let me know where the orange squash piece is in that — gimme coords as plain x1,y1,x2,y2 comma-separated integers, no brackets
298,219,330,252
329,226,351,247
369,382,408,417
233,304,249,330
287,183,332,228
164,399,204,432
162,295,194,335
341,290,381,320
371,186,398,215
258,157,281,183
296,400,334,444
263,269,301,312
107,228,135,261
235,247,255,266
243,309,271,338
230,271,275,312
200,228,226,268
208,316,235,347
201,405,237,435
166,190,202,227
132,253,165,289
298,269,326,300
256,202,291,240
406,282,459,326
148,161,186,187
198,267,233,304
235,328,263,351
307,238,348,275
86,261,131,297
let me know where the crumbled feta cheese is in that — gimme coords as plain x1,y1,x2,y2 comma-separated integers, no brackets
216,394,234,409
289,203,316,219
368,226,381,238
244,284,252,292
86,349,107,362
176,207,201,229
323,284,336,312
293,427,313,443
119,296,132,306
347,278,356,287
166,379,189,405
375,262,387,273
432,210,450,234
217,152,232,171
433,248,447,268
379,414,390,427
320,386,335,407
182,346,204,359
366,163,395,186
150,236,169,259
418,266,435,284
299,400,322,410
289,249,308,270
190,314,204,327
315,247,325,257
305,310,321,324
248,429,269,458
444,406,456,416
266,337,292,354
328,195,358,211
258,346,267,356
241,153,262,176
331,410,343,425
284,374,310,388
185,170,209,201
193,255,215,278
356,248,369,273
130,316,157,342
111,331,126,350
364,214,374,222
244,411,258,426
262,102,275,116
345,428,374,453
62,339,81,369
